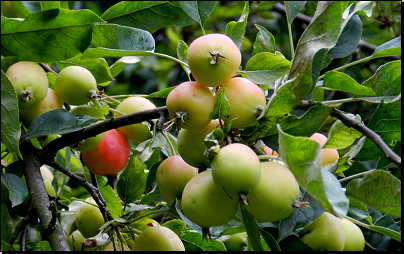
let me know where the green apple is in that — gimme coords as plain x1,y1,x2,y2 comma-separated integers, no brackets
74,197,105,238
132,226,185,251
40,165,56,196
339,218,365,251
223,232,248,251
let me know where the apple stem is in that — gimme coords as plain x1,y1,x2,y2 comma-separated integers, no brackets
239,193,249,206
209,51,228,64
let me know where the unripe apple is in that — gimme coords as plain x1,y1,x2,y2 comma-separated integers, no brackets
187,33,241,87
19,88,63,127
177,119,221,168
66,230,87,251
211,143,261,199
113,96,156,143
166,81,215,130
181,171,239,228
74,197,105,238
55,66,98,106
132,226,185,251
299,212,345,251
156,155,198,200
217,77,266,129
309,133,339,166
245,161,299,222
6,61,49,109
223,232,248,251
339,218,365,251
40,165,56,196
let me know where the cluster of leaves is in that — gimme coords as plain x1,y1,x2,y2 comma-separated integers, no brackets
1,1,401,251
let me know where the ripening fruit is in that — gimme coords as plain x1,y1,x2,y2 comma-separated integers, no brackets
245,161,300,222
181,171,239,228
166,81,215,130
70,105,106,152
217,77,266,129
6,61,49,109
187,33,241,87
309,133,339,166
40,165,56,196
82,129,130,176
299,212,345,251
156,155,198,200
177,119,221,168
211,143,261,199
132,226,185,251
74,198,105,238
66,230,87,251
113,96,156,143
55,66,98,105
19,88,63,127
339,218,365,251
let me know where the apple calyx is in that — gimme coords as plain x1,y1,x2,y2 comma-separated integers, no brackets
209,51,228,65
20,89,35,102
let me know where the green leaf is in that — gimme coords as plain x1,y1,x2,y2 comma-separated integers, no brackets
116,155,147,204
372,36,401,58
259,228,280,251
323,113,363,150
289,1,348,104
377,141,401,169
1,202,13,242
240,204,264,251
1,70,21,159
176,40,190,79
322,71,375,96
357,60,401,102
97,177,122,219
25,109,98,139
246,52,291,85
109,56,144,77
278,125,349,218
56,54,114,85
209,88,230,120
34,241,52,251
1,1,31,19
1,172,28,207
180,231,227,251
347,198,373,225
41,1,60,11
252,24,276,55
335,136,366,174
146,86,175,99
225,1,249,48
1,9,104,62
178,1,217,30
355,99,401,163
346,170,401,218
161,219,186,235
286,1,307,23
347,216,401,242
100,1,195,34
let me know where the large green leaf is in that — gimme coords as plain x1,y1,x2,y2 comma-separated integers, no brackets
225,1,248,49
372,36,401,58
355,99,401,163
1,70,21,159
98,177,123,219
100,1,195,33
345,170,401,218
286,1,307,23
246,52,291,85
116,155,147,204
1,9,104,62
1,172,28,207
321,71,375,96
289,1,348,104
180,231,227,251
178,1,217,30
278,125,349,218
252,24,276,55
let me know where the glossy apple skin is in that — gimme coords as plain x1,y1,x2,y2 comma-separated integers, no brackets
339,218,365,251
299,212,345,251
187,33,241,87
132,226,185,251
74,198,105,239
217,77,266,129
245,161,299,222
82,129,130,176
181,171,239,228
309,133,339,166
177,119,221,168
166,81,215,130
156,155,198,200
55,66,97,105
70,105,106,152
6,61,49,109
114,96,156,143
211,143,261,199
19,88,63,127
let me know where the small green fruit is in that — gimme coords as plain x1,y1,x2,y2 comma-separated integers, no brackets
132,226,185,251
74,198,105,238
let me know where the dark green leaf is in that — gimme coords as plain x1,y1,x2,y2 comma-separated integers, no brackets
240,204,264,251
286,1,307,23
347,198,372,225
100,1,195,34
346,170,401,218
161,219,186,235
1,9,104,62
178,1,216,29
180,231,226,251
1,202,13,242
252,24,276,55
116,155,147,204
278,125,349,218
1,172,28,207
146,86,175,99
322,71,375,96
225,1,249,48
25,109,98,139
209,88,230,120
278,234,313,251
97,177,122,219
246,52,291,85
259,228,280,251
1,70,21,159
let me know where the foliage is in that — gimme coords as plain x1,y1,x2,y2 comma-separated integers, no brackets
1,1,401,251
